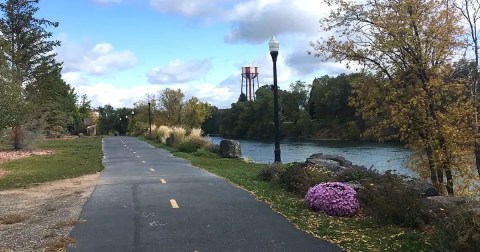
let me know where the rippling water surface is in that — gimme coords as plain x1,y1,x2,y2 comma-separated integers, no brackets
211,137,413,176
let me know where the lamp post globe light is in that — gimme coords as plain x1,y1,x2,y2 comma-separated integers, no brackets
269,36,281,163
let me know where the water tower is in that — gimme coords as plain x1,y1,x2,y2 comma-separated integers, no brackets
241,65,259,101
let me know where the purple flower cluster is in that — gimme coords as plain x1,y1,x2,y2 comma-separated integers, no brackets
305,182,359,217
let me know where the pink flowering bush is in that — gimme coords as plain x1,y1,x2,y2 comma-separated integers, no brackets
305,182,359,217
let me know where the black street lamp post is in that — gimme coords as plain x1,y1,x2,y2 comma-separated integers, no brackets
105,112,109,135
269,36,281,163
148,102,152,135
131,110,135,124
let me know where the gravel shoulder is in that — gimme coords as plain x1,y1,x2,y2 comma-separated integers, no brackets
0,171,99,252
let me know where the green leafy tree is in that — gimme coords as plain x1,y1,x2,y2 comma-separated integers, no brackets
182,97,213,129
69,94,93,135
201,106,221,135
281,81,309,124
159,88,183,126
112,107,129,135
308,75,355,122
131,97,154,135
97,105,115,135
238,93,248,102
312,0,469,195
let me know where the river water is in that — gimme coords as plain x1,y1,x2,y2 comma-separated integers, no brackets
211,137,414,176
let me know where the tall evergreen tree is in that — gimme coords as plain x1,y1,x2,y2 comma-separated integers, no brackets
0,0,60,83
27,64,77,135
0,45,25,130
0,0,61,147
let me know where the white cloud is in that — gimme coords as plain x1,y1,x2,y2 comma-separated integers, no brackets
285,41,353,76
56,38,138,75
146,59,212,84
62,72,92,87
150,0,331,44
160,83,237,108
75,82,163,108
224,0,324,44
255,52,292,86
191,84,236,107
150,0,236,18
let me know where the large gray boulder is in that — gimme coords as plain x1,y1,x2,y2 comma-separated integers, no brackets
407,180,439,197
220,140,241,158
423,196,467,212
305,153,353,173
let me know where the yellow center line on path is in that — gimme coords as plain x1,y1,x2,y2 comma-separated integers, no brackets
142,161,146,163
150,168,155,172
137,156,141,158
170,199,179,209
160,179,166,184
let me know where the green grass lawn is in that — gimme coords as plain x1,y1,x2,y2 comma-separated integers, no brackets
0,137,104,190
144,139,430,251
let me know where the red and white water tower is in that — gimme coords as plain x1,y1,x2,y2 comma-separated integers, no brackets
241,65,259,101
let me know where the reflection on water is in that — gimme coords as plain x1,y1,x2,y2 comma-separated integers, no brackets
211,137,413,176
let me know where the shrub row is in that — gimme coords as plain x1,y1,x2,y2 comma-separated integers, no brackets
146,125,216,155
258,162,480,250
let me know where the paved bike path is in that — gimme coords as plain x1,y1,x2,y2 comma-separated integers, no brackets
68,136,343,251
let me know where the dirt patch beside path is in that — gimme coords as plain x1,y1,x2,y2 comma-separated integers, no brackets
0,173,99,252
0,150,54,163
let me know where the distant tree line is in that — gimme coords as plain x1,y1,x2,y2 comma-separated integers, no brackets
204,74,363,140
98,88,213,136
0,0,94,149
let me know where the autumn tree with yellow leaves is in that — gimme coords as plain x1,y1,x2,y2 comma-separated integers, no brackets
311,0,479,195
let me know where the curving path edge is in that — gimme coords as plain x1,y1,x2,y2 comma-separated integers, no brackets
68,136,343,252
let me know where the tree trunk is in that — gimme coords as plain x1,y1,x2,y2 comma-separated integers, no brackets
426,145,440,190
476,140,480,177
436,169,444,184
12,125,21,150
445,167,455,196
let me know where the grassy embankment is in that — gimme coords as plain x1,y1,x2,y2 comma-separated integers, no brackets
143,138,429,252
0,137,104,190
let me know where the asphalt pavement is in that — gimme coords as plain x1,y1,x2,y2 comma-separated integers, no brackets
68,136,343,252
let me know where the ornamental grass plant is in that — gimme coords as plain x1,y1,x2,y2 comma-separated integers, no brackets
176,128,212,153
305,182,359,217
157,126,171,144
168,127,186,146
149,126,213,154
